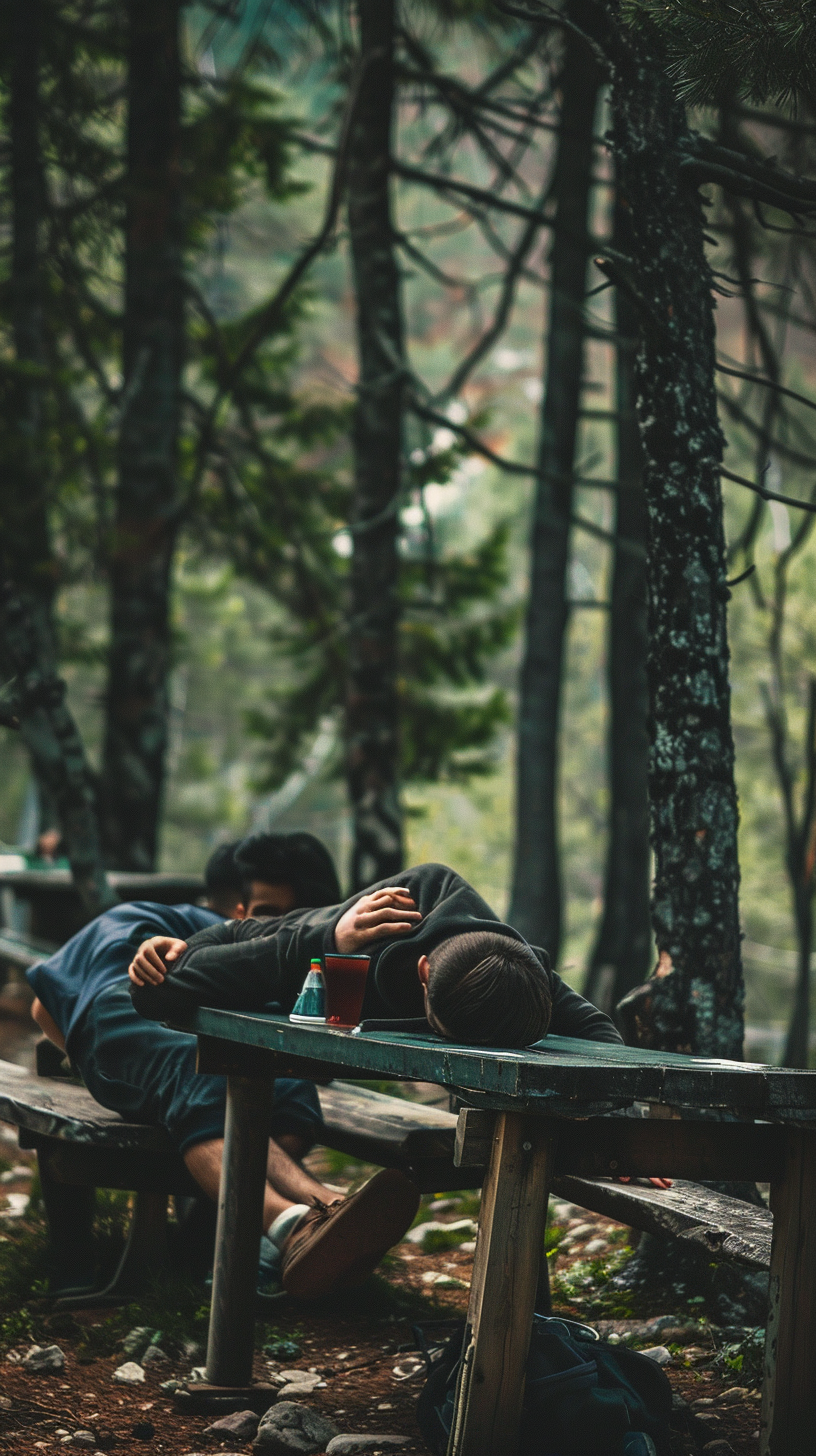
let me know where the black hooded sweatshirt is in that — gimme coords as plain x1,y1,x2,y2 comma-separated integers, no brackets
131,862,622,1044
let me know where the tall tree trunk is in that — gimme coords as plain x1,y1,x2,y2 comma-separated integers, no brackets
1,592,115,918
345,0,405,890
101,0,183,871
585,202,651,1015
4,0,52,628
785,888,813,1068
1,1,113,917
509,5,602,955
608,17,744,1058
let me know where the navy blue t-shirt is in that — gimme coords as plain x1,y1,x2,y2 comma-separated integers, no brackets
27,902,223,1048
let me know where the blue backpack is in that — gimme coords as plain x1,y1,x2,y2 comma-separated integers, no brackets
415,1316,672,1456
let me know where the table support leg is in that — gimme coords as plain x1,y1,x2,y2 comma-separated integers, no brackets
761,1127,816,1456
205,1076,272,1388
448,1113,556,1456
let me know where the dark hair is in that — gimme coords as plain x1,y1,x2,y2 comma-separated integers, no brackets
204,841,245,912
234,831,341,909
426,931,551,1047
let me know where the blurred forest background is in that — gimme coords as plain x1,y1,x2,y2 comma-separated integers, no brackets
2,0,816,1060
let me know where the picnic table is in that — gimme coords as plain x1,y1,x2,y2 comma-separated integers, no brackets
176,1007,816,1456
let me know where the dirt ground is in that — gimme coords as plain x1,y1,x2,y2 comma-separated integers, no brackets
0,1128,763,1456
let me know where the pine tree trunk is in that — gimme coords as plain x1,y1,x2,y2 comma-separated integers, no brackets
585,204,651,1015
1,1,113,918
101,0,183,871
4,0,51,614
609,20,744,1058
345,0,405,890
509,6,602,955
784,887,812,1067
1,593,115,918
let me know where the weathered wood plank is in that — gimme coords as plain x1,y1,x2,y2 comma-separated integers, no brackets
455,1107,784,1181
450,1114,556,1456
553,1175,772,1270
0,1058,171,1150
761,1127,816,1455
181,1010,816,1122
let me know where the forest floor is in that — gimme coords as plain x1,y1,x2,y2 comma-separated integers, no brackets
0,1129,763,1456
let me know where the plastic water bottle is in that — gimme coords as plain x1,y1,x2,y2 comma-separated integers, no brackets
289,959,327,1023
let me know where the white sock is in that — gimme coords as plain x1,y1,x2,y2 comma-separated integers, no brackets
267,1203,310,1249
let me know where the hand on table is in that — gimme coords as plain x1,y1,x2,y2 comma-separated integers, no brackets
334,887,422,952
128,935,188,987
619,1176,673,1190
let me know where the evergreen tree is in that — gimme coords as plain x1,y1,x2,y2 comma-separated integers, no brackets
509,0,603,957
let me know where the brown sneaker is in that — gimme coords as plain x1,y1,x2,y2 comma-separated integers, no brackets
280,1168,420,1299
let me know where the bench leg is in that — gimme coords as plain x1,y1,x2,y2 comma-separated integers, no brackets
37,1151,96,1295
449,1113,556,1456
761,1127,816,1456
54,1190,169,1310
205,1075,272,1388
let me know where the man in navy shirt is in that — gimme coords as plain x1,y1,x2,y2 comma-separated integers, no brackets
25,833,413,1297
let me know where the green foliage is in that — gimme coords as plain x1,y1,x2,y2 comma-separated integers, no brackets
714,1325,765,1384
550,1248,635,1318
623,0,816,106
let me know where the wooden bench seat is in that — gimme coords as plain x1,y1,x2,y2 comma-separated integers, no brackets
0,1057,772,1305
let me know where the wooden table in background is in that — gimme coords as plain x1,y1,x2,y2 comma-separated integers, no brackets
177,1009,816,1456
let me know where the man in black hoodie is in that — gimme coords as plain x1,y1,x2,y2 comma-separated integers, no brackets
130,862,621,1046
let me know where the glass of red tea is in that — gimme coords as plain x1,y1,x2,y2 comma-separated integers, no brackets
323,953,371,1028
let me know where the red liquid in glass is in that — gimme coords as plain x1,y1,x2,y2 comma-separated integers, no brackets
323,953,370,1027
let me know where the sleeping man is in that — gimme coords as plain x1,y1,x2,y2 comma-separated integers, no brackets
28,832,357,1296
128,863,630,1299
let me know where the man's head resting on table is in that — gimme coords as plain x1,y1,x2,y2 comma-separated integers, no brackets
334,885,551,1047
205,832,341,919
418,932,550,1047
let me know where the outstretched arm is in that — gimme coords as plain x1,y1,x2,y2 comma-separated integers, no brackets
129,915,288,1021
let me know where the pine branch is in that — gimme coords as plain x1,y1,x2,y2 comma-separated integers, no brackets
432,178,551,404
721,465,816,515
680,134,816,217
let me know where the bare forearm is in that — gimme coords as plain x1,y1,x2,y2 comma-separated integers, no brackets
31,997,66,1051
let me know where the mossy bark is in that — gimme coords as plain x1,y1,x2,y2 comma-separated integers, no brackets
609,16,744,1057
1,1,112,917
345,0,405,890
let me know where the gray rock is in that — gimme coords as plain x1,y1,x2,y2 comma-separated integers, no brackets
113,1361,145,1385
204,1410,261,1441
638,1346,672,1366
277,1380,326,1402
122,1327,154,1357
23,1344,66,1374
270,1371,323,1392
326,1438,408,1454
72,1433,97,1448
142,1346,170,1367
253,1402,338,1454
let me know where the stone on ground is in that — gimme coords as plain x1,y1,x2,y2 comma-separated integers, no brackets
23,1344,66,1373
204,1409,261,1441
326,1437,409,1453
113,1361,145,1384
253,1401,338,1454
638,1345,672,1366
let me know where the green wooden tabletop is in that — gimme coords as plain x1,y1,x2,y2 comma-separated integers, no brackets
179,1007,816,1121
